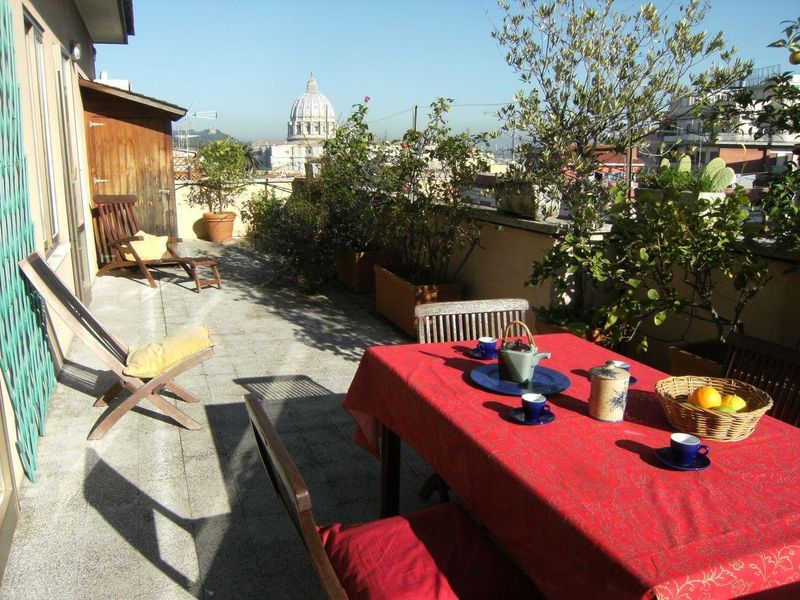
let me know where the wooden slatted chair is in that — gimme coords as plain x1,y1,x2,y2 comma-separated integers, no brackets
415,299,530,502
92,194,221,293
19,252,210,440
415,298,530,343
723,333,800,427
244,394,541,600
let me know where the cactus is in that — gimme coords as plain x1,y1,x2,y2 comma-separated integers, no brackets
702,158,735,192
677,155,692,172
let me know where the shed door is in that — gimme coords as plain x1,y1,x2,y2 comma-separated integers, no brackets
85,114,176,235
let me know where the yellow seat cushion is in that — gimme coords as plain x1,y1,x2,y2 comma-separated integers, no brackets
124,326,214,379
122,230,169,261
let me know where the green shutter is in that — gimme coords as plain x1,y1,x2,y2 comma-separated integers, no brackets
0,0,57,482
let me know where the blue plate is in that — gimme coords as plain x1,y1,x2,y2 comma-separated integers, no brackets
508,408,556,426
469,364,571,396
654,447,710,471
468,348,495,361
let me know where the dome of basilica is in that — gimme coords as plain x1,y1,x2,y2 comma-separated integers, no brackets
287,74,336,142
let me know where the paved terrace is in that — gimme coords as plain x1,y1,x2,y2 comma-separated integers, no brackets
1,241,434,599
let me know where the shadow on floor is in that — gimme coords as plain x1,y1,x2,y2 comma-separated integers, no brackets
82,375,359,599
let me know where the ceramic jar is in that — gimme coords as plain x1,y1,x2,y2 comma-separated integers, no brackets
588,365,631,422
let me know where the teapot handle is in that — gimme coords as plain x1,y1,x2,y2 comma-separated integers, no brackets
500,320,535,347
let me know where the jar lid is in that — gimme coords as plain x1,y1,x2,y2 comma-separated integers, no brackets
589,365,631,381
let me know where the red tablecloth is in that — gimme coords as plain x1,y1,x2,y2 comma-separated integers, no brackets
343,333,800,599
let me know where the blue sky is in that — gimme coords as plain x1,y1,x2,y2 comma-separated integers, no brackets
96,0,799,142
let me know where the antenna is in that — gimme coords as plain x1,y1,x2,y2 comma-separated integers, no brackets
176,105,218,154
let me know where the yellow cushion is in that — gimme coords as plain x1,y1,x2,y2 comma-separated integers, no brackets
122,230,169,261
124,326,214,379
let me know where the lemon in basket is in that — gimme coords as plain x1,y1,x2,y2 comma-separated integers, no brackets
720,394,748,412
688,385,722,409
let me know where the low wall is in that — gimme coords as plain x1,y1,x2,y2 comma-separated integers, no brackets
447,207,800,372
447,209,559,324
174,180,293,240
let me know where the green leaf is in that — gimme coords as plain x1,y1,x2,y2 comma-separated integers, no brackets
653,311,667,326
637,337,649,353
647,288,660,300
605,312,618,329
627,277,641,288
639,247,649,261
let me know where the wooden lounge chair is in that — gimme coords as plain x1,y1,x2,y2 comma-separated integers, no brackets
415,298,531,502
92,194,221,293
244,394,540,600
19,252,210,440
723,333,800,427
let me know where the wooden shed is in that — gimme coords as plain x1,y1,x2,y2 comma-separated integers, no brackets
80,79,186,237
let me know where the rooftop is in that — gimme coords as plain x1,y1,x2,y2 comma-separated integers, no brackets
0,241,433,599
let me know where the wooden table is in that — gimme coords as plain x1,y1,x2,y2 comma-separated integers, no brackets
343,334,800,599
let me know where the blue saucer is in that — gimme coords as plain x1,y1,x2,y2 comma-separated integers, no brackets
468,348,495,360
469,364,571,396
654,447,710,471
508,408,556,426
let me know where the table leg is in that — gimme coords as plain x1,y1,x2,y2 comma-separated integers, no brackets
380,425,400,518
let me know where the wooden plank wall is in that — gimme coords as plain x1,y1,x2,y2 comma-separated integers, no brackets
81,86,177,236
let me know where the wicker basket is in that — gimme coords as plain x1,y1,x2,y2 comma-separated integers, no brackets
655,376,773,442
656,375,772,442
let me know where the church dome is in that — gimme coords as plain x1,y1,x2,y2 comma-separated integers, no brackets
287,74,336,142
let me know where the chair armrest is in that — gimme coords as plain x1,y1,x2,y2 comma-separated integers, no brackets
167,237,183,243
109,235,144,247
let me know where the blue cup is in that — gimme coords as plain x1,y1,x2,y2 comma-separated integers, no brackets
670,433,710,467
477,337,498,359
521,393,551,423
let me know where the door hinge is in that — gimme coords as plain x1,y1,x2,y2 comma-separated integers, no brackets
93,178,110,185
89,121,106,128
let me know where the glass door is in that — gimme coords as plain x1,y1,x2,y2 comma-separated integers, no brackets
56,50,92,304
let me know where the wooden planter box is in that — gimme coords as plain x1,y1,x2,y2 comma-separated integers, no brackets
374,265,463,338
667,342,724,377
534,318,611,346
335,249,382,294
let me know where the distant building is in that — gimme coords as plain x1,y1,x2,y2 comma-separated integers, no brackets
266,74,336,174
651,66,800,177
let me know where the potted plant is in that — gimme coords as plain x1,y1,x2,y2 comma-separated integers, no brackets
241,181,334,292
602,182,770,371
635,156,736,207
492,0,750,347
319,102,386,293
375,99,489,336
188,139,248,243
495,162,561,221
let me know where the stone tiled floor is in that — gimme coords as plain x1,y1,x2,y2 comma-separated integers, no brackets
0,241,434,599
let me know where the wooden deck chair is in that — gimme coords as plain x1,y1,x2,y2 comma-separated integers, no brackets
19,252,209,440
723,333,800,427
92,194,221,293
244,394,541,600
415,298,531,343
415,298,530,502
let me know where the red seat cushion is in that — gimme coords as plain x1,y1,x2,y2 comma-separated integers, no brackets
317,503,538,600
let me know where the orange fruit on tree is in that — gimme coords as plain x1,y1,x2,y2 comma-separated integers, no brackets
688,385,722,409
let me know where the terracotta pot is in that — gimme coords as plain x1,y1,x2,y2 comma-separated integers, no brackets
335,249,382,294
374,266,463,338
534,318,571,336
534,318,612,347
667,342,723,377
203,211,236,243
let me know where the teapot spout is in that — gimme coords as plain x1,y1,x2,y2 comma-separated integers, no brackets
532,352,552,365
